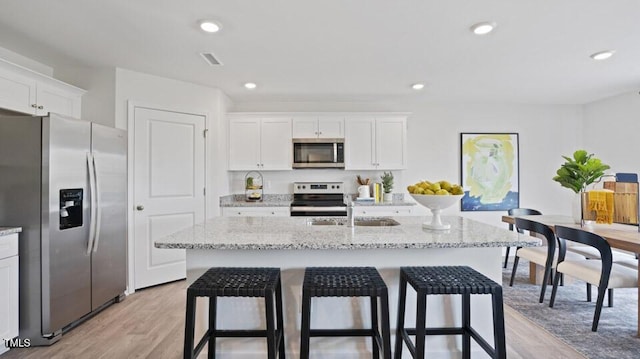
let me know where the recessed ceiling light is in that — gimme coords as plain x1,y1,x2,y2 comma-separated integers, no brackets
411,83,425,90
590,50,615,61
470,22,496,35
244,82,257,89
199,20,221,33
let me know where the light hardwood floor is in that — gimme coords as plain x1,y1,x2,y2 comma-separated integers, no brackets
4,280,585,359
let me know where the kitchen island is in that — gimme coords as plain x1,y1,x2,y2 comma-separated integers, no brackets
156,215,539,358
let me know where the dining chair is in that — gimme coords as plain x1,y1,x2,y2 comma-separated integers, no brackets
509,218,558,303
505,208,542,268
549,226,639,331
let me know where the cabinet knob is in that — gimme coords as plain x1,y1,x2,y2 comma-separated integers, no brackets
271,212,275,215
31,104,38,108
136,205,144,211
37,105,44,110
238,212,242,215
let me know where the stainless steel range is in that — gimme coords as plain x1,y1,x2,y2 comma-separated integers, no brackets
290,182,347,216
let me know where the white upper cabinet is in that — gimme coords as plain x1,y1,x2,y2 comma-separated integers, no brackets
0,58,84,118
345,116,407,170
228,116,292,171
228,112,407,172
292,116,344,138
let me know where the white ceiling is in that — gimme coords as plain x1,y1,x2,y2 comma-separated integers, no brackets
1,0,639,105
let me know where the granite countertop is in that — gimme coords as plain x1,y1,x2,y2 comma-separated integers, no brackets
0,227,22,236
219,193,416,207
155,216,540,250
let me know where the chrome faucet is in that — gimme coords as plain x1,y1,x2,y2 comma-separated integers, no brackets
345,195,355,227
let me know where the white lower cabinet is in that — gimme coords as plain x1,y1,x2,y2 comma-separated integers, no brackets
0,233,19,356
222,207,290,217
353,206,415,217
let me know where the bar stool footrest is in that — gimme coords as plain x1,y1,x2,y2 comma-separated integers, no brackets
213,329,283,337
309,328,378,337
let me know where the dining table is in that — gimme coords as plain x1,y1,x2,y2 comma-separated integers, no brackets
502,214,640,336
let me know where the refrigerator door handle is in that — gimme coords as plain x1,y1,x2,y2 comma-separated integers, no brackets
87,152,97,255
92,154,102,253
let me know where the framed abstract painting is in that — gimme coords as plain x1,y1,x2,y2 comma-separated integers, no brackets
460,133,519,211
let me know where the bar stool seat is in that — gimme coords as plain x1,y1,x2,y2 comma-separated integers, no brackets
300,266,391,359
184,267,285,359
395,266,506,359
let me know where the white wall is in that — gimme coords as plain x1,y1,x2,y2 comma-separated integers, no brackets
55,66,116,127
583,91,640,177
231,101,584,227
115,68,230,217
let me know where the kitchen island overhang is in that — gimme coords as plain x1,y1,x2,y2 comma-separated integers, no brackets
156,215,539,358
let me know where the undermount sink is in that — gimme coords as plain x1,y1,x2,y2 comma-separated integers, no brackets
306,218,400,227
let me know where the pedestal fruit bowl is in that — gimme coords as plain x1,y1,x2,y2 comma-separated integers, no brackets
407,180,464,230
410,194,463,230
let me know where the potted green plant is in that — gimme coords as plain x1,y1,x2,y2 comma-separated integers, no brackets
552,149,610,222
553,150,610,193
380,171,394,202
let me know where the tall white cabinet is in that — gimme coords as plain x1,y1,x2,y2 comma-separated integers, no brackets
0,230,20,356
344,116,407,170
0,58,85,118
228,115,292,170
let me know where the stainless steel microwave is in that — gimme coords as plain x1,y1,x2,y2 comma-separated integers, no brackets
292,138,345,168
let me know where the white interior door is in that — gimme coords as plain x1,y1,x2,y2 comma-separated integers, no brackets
133,107,205,289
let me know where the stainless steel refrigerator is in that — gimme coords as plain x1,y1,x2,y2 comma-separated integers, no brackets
0,113,127,345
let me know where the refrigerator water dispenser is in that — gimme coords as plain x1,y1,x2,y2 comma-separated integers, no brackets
60,189,83,230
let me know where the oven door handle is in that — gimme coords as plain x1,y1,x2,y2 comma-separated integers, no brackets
290,206,347,212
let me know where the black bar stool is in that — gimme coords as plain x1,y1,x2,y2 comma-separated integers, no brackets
184,267,285,359
300,266,391,359
395,266,506,359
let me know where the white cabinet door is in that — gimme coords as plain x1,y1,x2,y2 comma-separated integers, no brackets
0,254,19,351
0,67,37,114
318,116,344,138
292,116,344,138
36,82,82,118
345,116,406,170
292,116,318,138
375,117,407,169
222,207,290,217
229,118,262,170
260,117,292,170
345,117,376,170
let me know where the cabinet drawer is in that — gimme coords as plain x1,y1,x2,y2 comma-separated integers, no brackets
222,207,290,217
353,206,415,217
0,233,19,260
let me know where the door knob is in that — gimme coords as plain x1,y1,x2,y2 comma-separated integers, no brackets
136,205,145,211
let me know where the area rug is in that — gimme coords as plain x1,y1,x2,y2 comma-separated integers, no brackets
503,260,640,359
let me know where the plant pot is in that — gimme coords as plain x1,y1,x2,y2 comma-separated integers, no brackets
383,193,393,203
571,191,589,224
